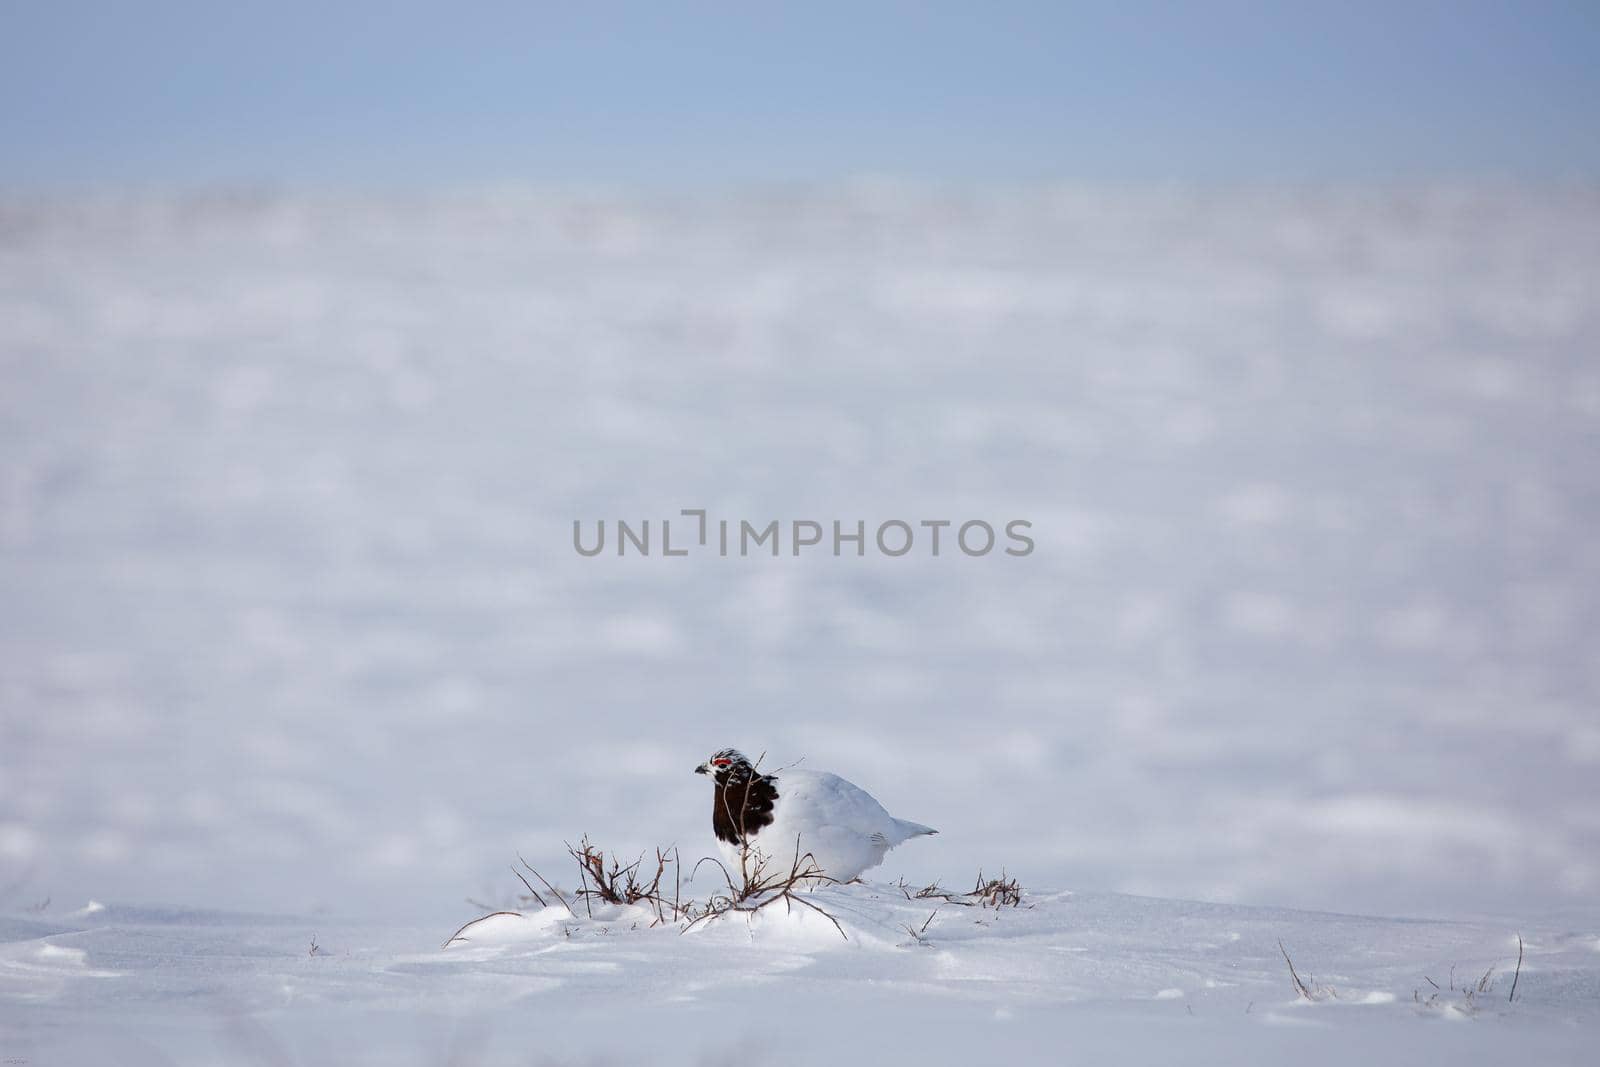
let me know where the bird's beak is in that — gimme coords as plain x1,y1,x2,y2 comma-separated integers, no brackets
693,762,709,775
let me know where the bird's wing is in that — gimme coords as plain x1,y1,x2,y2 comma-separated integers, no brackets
756,769,934,880
770,769,897,836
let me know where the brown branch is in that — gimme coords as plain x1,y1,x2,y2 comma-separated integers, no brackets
681,834,846,940
969,870,1022,907
566,838,595,918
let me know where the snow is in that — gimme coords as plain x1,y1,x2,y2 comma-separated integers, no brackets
4,887,1598,1063
2,184,1599,1058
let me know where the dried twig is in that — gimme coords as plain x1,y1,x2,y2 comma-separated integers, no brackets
559,836,687,925
902,909,939,944
1279,940,1333,1001
568,838,595,918
1416,950,1511,1017
510,865,547,908
896,878,974,906
969,870,1022,908
682,834,847,940
442,911,522,949
1509,933,1523,1004
517,852,573,916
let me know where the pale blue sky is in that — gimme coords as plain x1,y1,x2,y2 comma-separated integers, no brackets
3,1,1597,188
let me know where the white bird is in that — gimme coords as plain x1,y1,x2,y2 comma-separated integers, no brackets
693,748,937,883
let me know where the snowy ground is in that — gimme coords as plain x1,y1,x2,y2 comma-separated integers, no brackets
4,884,1598,1064
2,184,1599,1059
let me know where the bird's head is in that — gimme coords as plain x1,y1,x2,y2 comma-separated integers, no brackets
694,748,753,781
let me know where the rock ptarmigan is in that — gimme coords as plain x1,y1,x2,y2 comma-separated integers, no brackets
693,748,937,883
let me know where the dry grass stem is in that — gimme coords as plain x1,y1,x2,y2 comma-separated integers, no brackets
1279,940,1336,1001
683,834,847,940
1510,934,1523,1004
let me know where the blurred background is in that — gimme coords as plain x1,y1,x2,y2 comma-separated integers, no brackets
1,2,1597,924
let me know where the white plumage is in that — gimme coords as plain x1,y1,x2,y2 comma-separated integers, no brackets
695,749,937,883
